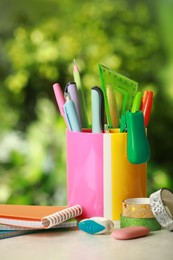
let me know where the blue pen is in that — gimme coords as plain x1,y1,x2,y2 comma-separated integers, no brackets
91,86,104,133
65,82,82,127
63,93,82,132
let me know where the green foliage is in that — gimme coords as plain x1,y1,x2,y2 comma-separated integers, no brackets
0,0,173,204
0,98,67,205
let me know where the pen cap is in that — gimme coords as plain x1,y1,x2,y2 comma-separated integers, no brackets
126,111,150,164
141,91,153,127
65,82,82,126
91,86,104,133
131,91,142,113
53,83,65,117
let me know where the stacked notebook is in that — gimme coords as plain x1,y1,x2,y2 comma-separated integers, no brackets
0,204,82,239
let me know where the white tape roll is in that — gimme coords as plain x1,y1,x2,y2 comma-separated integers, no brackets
149,188,173,231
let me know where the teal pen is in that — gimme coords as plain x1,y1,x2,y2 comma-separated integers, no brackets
63,93,82,132
91,86,104,133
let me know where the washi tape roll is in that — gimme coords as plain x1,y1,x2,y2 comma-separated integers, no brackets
123,198,154,218
149,188,173,231
120,214,161,231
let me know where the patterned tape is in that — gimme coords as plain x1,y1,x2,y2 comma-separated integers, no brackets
123,198,154,218
149,188,173,231
120,214,161,231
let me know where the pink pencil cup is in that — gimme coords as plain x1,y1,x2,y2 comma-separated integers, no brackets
66,130,103,218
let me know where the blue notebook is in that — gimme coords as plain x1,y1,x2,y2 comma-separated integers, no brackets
0,220,78,240
0,230,36,240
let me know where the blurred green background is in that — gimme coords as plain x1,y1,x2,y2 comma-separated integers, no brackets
0,0,173,206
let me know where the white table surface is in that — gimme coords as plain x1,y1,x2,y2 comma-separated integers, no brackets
0,222,172,260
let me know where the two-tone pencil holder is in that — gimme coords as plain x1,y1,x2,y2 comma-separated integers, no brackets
66,129,146,220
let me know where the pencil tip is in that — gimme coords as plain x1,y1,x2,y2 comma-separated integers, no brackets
73,59,78,72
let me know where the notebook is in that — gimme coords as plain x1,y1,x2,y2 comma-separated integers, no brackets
0,230,38,240
0,204,82,229
0,220,79,240
0,219,78,230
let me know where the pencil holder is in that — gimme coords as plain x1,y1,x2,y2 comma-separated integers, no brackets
66,129,146,220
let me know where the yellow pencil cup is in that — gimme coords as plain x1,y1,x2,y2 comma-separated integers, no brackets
104,129,146,220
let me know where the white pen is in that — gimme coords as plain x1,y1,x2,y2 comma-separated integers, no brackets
91,86,104,133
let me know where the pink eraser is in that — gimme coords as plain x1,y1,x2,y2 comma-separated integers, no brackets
112,226,150,240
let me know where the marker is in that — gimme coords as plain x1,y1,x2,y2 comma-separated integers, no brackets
53,83,70,129
131,91,142,112
73,59,89,128
141,90,153,127
53,83,66,119
91,86,104,133
140,90,148,109
63,93,82,132
65,82,82,127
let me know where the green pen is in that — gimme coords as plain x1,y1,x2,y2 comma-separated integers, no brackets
131,91,142,113
73,59,89,128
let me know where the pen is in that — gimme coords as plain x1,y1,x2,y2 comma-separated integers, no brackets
131,91,142,112
64,82,82,127
53,83,66,118
53,83,70,129
91,86,104,133
140,90,148,109
73,59,89,128
63,93,82,132
141,90,153,127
